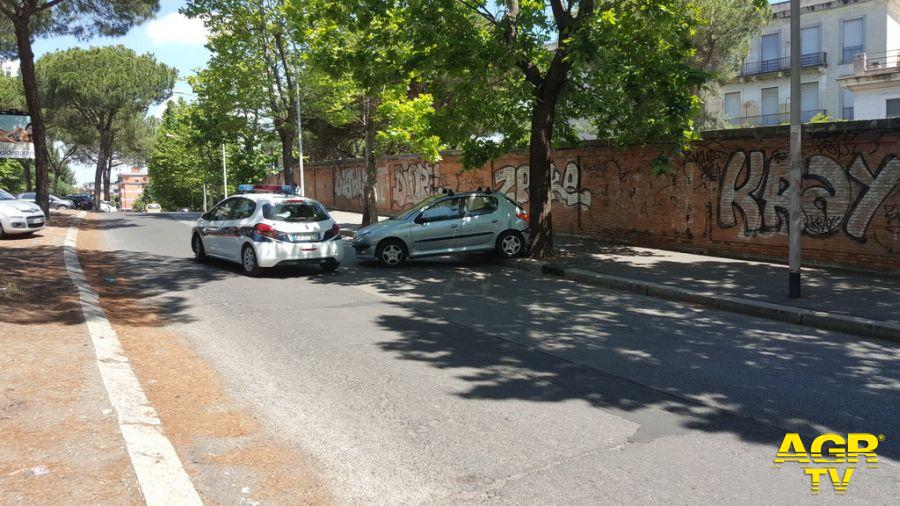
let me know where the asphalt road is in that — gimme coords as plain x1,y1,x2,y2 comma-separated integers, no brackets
96,212,900,504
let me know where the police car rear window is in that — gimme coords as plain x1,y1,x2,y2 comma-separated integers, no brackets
263,202,328,222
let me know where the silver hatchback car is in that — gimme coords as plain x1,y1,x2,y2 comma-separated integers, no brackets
352,190,530,266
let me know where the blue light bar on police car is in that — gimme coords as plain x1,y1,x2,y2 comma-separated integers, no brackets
237,184,295,194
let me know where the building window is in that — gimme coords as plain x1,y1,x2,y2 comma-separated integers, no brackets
842,89,855,120
801,82,819,113
842,18,864,63
761,87,780,125
761,33,781,72
887,98,900,118
724,92,742,120
800,26,822,66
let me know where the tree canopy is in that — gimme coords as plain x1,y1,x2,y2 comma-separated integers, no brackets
0,0,160,214
37,45,175,208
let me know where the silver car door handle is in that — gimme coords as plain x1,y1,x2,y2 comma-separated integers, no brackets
491,219,499,223
450,224,458,228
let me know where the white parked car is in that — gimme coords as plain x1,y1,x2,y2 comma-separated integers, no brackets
99,201,116,212
191,185,344,275
0,188,45,237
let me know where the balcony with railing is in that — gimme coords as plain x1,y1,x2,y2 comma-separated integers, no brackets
727,109,827,127
863,50,900,71
738,52,827,78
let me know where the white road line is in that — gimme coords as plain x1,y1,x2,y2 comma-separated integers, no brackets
63,211,202,505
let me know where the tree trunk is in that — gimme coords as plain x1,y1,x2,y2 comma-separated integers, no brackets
21,160,32,191
13,21,50,215
277,128,295,186
52,160,61,194
361,98,378,227
93,130,112,210
527,91,559,258
103,155,112,202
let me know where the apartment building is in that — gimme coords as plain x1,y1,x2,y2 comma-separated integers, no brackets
117,167,149,211
705,0,900,127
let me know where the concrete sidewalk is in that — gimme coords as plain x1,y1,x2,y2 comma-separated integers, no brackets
327,207,900,341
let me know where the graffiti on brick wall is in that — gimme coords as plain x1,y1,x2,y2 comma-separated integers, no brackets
335,167,364,199
718,150,900,242
392,163,437,208
493,161,592,208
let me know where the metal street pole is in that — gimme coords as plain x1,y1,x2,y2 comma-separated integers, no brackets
202,184,207,212
788,0,803,298
294,65,305,196
222,143,228,199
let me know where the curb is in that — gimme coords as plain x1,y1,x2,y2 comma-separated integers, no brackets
509,259,900,343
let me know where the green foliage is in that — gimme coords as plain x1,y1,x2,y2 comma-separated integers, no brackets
0,71,25,110
0,159,24,193
38,46,176,120
375,86,443,163
809,112,836,124
405,1,709,170
691,0,771,80
294,0,446,161
147,99,274,210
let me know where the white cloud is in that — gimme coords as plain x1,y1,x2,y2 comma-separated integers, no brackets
145,12,209,45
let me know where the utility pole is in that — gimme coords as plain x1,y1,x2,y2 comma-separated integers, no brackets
294,67,305,196
788,0,803,298
222,143,228,199
202,183,207,213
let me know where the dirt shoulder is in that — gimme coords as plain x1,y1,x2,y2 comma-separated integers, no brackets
0,214,142,504
76,213,332,505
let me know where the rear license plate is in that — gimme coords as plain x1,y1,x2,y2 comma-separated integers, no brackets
291,232,318,242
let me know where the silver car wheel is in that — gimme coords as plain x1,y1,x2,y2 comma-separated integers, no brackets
501,234,522,256
243,247,256,272
382,244,403,265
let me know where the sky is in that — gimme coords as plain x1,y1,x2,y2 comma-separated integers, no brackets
16,0,211,184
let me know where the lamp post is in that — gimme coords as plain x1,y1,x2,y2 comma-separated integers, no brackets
294,65,305,196
788,0,803,298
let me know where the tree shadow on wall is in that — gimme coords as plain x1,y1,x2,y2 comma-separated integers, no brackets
312,251,900,460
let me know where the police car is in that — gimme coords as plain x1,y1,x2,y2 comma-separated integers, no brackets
191,185,344,275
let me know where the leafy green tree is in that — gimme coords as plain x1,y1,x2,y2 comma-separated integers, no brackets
0,0,160,214
403,1,712,256
184,0,303,186
691,0,770,128
295,0,444,225
148,99,273,211
37,45,175,209
0,158,23,192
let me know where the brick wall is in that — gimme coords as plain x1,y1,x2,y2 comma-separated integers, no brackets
270,120,900,271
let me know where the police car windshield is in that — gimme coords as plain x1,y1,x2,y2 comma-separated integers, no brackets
0,189,14,200
263,201,328,222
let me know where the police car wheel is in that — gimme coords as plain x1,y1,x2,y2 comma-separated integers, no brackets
192,234,208,262
241,245,262,276
320,259,340,273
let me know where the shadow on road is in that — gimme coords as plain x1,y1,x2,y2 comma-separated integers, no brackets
312,252,900,460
